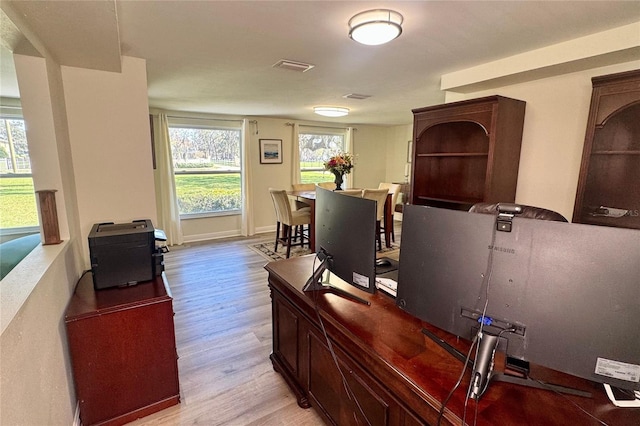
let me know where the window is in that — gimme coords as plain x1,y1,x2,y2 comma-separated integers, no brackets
0,117,38,232
298,130,346,184
168,123,242,216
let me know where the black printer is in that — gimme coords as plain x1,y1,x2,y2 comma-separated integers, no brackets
88,219,160,290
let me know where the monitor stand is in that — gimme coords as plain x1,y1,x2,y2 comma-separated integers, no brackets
420,328,592,398
302,254,370,306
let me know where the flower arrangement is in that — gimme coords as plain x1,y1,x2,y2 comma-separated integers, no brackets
323,152,354,175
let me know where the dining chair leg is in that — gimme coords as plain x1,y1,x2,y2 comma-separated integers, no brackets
376,221,382,251
286,229,293,258
274,221,281,251
390,214,395,243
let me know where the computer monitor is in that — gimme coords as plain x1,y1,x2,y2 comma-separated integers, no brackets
303,187,378,305
396,204,640,398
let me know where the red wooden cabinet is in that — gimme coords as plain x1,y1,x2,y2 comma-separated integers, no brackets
65,272,180,426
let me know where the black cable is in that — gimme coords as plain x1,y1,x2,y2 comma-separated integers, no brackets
437,333,478,426
308,252,372,426
437,215,500,426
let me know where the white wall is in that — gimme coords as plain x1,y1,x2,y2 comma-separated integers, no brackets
1,53,82,426
445,61,640,220
0,243,78,426
1,55,160,426
384,124,413,184
62,56,157,265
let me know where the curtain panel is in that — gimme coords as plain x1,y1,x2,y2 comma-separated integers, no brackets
152,113,184,246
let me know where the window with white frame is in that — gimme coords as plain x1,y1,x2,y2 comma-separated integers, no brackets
0,116,38,232
168,121,242,216
298,129,346,184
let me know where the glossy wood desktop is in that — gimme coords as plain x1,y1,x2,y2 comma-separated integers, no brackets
266,255,640,426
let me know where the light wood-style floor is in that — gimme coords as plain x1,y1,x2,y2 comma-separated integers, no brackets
128,233,325,426
130,223,402,426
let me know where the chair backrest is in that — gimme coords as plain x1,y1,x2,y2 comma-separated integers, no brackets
269,188,294,225
292,183,316,191
469,202,568,222
378,182,401,208
339,189,363,197
317,182,335,189
362,188,389,221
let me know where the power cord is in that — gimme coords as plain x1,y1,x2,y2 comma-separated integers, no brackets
307,253,372,426
437,214,499,426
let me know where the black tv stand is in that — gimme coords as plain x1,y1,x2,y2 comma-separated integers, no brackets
421,328,591,398
303,254,370,306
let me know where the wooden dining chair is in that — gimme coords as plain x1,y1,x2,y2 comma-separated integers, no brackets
362,188,390,251
269,188,312,258
378,183,401,242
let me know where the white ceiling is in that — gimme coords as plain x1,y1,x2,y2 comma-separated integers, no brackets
1,1,639,125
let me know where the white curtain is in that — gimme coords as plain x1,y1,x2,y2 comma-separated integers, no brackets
345,126,354,188
153,114,184,246
291,123,301,185
241,119,255,236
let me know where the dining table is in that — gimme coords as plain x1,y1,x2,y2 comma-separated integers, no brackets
288,189,394,252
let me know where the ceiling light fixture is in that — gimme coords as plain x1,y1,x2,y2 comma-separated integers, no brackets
314,106,350,117
348,9,403,46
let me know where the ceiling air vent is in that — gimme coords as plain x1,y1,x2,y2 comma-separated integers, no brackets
343,93,371,100
272,59,315,72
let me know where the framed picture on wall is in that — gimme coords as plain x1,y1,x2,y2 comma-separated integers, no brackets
259,139,283,164
407,140,413,163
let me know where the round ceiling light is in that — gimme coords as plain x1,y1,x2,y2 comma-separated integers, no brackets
348,9,403,46
314,106,350,117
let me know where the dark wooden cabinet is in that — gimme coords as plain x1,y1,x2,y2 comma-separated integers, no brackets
266,255,640,426
573,69,640,229
65,272,180,426
410,96,526,210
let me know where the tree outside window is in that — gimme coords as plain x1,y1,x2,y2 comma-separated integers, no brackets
168,125,242,215
0,118,38,229
299,132,345,183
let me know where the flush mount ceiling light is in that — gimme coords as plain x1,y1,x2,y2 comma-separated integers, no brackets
314,106,350,117
348,9,403,46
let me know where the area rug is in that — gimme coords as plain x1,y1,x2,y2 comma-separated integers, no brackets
249,240,399,262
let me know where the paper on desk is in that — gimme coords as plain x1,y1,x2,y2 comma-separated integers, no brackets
375,277,397,297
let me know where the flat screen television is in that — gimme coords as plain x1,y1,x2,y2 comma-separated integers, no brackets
303,187,378,305
396,204,640,399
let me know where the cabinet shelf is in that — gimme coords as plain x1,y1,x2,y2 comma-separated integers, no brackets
591,150,640,155
416,195,483,205
410,96,526,209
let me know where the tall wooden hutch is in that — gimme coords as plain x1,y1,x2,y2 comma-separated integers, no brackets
572,69,640,229
410,96,526,210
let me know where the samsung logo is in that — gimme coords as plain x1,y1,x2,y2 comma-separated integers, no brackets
488,245,516,254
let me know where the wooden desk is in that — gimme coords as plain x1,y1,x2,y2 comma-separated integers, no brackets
289,190,394,252
65,272,180,426
266,255,640,426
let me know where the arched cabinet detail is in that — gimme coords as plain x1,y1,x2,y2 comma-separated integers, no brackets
410,95,526,210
